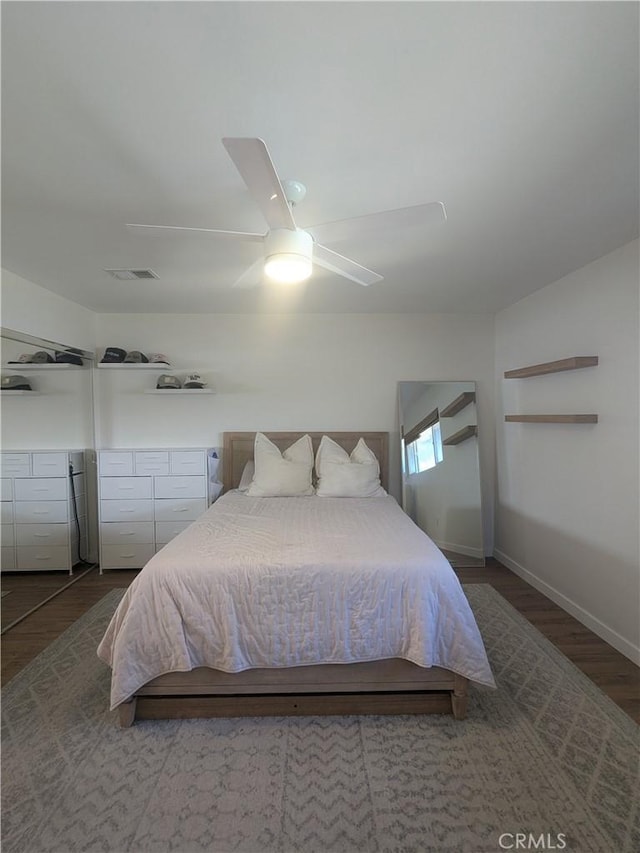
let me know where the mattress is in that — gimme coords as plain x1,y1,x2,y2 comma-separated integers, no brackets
98,492,495,709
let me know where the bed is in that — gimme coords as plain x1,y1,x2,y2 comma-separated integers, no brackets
98,431,495,727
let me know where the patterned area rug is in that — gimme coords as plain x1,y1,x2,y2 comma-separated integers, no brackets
2,585,638,853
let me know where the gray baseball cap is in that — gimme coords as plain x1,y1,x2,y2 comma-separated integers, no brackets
156,374,181,389
1,374,32,390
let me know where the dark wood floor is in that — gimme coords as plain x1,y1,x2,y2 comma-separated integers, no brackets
2,559,638,723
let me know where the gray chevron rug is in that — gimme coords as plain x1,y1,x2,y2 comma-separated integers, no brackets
2,586,638,853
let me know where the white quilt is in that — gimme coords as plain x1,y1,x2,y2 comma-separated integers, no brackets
98,492,495,709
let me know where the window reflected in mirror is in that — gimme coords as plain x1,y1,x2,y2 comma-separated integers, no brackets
405,417,443,475
398,381,484,568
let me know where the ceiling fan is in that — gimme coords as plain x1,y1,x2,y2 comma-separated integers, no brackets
127,137,446,287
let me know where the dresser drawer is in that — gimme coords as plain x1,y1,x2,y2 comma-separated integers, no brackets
100,521,154,545
101,477,152,500
17,546,70,570
1,523,15,546
170,451,206,475
14,478,68,501
155,520,192,545
154,498,207,522
1,503,13,524
1,479,13,501
99,452,134,477
101,543,154,569
31,453,68,478
100,499,154,523
154,476,206,499
14,501,69,523
1,546,16,570
1,454,30,477
16,523,70,547
135,451,169,476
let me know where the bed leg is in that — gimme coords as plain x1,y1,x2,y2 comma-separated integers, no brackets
451,674,469,720
118,698,137,728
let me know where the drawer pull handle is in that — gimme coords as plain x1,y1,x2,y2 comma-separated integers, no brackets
119,553,135,558
35,556,52,561
119,509,135,514
174,508,189,513
118,487,134,491
119,532,135,537
34,511,50,516
34,533,52,538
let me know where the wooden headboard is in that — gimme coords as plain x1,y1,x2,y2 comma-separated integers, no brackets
222,431,389,493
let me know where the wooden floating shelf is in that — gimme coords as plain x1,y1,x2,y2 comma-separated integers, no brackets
504,356,598,379
440,392,475,417
442,425,478,445
505,415,598,424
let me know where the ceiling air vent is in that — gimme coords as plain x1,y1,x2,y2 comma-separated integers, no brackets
104,269,159,281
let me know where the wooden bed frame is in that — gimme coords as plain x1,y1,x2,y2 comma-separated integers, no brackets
118,431,469,726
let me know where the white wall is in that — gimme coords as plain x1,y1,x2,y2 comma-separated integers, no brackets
494,239,639,662
1,270,97,451
1,268,96,351
94,312,496,550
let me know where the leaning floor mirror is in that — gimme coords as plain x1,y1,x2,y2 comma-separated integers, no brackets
398,381,485,567
1,327,97,633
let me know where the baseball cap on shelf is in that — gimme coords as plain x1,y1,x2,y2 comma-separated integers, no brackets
1,374,32,391
148,353,170,365
55,348,83,366
156,374,182,390
101,347,127,363
30,351,55,364
124,351,149,363
8,353,35,364
183,373,206,389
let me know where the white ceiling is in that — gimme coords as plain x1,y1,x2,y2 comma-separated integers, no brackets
2,1,638,315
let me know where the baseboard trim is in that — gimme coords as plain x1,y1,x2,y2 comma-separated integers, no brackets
434,539,484,560
493,549,640,666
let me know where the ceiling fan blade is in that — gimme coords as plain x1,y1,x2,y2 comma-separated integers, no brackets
307,201,446,246
222,137,297,232
127,223,263,242
313,243,383,287
232,257,265,289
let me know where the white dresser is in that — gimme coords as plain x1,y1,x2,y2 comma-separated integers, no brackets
1,450,87,573
98,447,212,570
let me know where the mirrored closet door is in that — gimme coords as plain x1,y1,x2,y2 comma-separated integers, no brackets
398,381,484,567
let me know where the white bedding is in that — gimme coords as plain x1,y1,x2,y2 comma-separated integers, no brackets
98,492,495,709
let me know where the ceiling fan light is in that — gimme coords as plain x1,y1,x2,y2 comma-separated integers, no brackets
263,227,313,284
264,253,312,283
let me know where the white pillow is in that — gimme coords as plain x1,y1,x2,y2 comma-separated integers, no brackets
315,436,387,497
246,433,314,497
237,460,254,492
